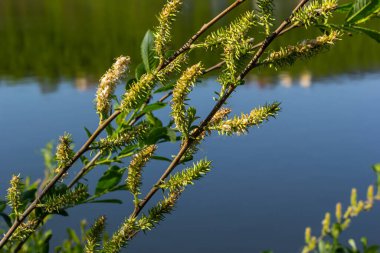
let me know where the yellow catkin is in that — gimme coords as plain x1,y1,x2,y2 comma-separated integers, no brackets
335,202,342,223
350,188,357,207
171,63,204,135
341,218,351,230
96,56,130,120
305,227,311,243
321,212,331,235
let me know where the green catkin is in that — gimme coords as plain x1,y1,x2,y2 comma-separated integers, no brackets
157,53,188,82
264,31,341,69
159,160,212,190
102,218,138,253
211,102,280,136
42,184,89,213
7,175,23,218
365,185,374,209
154,0,183,65
9,220,38,242
303,183,380,251
171,63,204,136
321,212,331,235
91,123,149,151
304,227,311,243
209,108,232,127
126,145,157,204
198,11,256,50
335,202,342,222
138,189,182,231
350,188,357,208
257,0,275,35
55,133,74,174
85,215,106,253
96,56,130,122
291,0,338,27
120,73,155,110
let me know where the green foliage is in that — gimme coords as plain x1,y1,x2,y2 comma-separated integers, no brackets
0,0,379,252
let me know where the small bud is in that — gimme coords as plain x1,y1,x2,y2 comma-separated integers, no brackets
341,218,351,230
56,133,74,171
7,175,23,218
350,188,357,208
321,212,330,235
335,202,342,223
121,73,156,110
344,206,353,219
305,227,311,243
365,185,374,210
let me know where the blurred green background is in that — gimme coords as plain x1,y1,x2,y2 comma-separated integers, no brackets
0,0,379,83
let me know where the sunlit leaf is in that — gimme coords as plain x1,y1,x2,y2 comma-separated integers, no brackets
95,166,126,195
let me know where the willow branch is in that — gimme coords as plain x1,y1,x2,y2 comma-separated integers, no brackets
130,0,311,222
0,1,246,249
203,24,299,75
162,0,246,69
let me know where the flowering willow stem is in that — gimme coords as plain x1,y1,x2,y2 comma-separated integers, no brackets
130,0,311,224
0,1,247,248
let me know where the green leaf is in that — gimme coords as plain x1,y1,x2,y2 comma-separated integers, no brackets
141,30,157,73
152,155,172,162
373,163,380,173
84,127,92,138
0,200,6,212
350,25,380,42
95,166,126,195
21,188,37,203
41,231,53,253
365,246,380,253
135,63,146,80
0,213,12,227
154,83,175,93
166,128,177,142
337,3,354,13
142,102,167,114
53,209,69,216
146,112,163,127
67,228,81,244
88,199,123,204
346,0,380,24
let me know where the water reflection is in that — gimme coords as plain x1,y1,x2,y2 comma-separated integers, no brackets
0,0,379,86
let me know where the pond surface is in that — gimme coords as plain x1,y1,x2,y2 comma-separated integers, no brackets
0,1,379,253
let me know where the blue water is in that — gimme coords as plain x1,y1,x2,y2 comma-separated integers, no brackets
0,72,379,252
